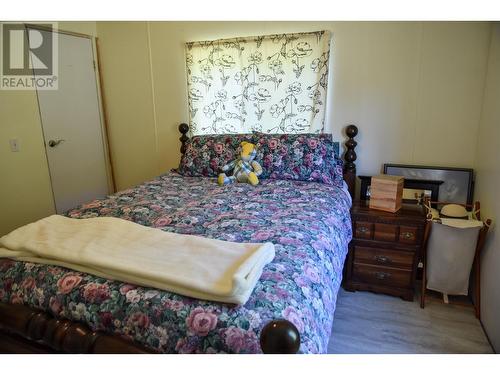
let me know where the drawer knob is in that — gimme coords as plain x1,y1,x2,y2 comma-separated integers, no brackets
374,255,391,264
401,231,414,240
375,272,391,280
358,226,369,233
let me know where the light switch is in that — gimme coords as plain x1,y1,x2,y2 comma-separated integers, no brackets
9,139,20,152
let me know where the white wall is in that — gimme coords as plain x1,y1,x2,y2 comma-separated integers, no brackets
96,22,159,190
475,22,500,352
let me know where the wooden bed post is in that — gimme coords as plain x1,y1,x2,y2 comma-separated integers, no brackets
260,319,301,354
179,123,189,154
343,124,358,199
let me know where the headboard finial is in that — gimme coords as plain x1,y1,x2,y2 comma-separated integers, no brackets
344,124,358,172
179,123,189,154
343,124,358,198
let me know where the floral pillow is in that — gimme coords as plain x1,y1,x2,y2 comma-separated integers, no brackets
178,134,252,177
252,132,344,186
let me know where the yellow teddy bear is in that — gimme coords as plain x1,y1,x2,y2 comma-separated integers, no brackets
217,141,263,186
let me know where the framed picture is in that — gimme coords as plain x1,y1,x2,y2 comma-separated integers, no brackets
383,164,474,205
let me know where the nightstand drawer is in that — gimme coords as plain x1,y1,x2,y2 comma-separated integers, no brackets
354,221,373,239
354,246,414,270
374,223,398,242
399,226,418,244
352,264,412,288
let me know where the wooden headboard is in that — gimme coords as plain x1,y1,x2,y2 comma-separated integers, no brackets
178,123,359,198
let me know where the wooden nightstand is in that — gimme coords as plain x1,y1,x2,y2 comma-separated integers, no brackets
343,201,427,301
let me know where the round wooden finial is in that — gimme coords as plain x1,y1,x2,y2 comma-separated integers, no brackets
179,123,190,155
260,319,300,354
179,123,189,134
346,124,358,138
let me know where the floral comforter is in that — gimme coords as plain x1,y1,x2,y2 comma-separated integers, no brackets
0,173,352,353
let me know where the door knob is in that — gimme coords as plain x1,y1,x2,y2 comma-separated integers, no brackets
48,139,65,148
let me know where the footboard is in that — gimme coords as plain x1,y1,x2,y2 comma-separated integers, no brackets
0,303,300,354
0,302,154,353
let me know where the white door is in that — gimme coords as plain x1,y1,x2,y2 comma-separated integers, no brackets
32,29,110,213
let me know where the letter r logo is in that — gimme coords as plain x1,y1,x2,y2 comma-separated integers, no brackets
2,23,53,76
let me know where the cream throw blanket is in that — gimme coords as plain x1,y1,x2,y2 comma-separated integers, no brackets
0,215,275,305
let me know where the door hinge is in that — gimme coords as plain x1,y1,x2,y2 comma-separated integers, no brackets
93,60,96,70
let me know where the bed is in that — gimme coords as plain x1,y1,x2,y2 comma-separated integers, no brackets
0,124,359,354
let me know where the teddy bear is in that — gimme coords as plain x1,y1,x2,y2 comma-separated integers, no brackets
217,141,263,186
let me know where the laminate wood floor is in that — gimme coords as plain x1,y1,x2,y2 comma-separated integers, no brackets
328,288,494,354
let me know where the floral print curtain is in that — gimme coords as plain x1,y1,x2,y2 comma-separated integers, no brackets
185,31,331,135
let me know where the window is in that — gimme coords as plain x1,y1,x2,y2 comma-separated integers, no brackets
185,31,331,135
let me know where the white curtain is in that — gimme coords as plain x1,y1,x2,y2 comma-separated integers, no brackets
185,31,331,135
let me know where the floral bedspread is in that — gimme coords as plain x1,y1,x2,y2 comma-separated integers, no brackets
0,173,352,353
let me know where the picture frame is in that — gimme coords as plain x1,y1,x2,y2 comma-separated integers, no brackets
383,164,474,205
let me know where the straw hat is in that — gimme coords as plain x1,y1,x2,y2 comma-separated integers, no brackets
440,204,469,219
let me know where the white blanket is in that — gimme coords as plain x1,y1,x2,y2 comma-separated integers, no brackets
0,215,275,305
